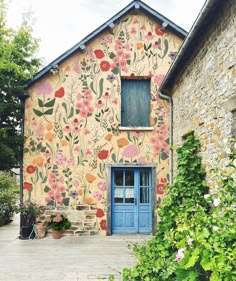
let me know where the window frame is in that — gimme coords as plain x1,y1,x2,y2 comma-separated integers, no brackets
119,76,153,131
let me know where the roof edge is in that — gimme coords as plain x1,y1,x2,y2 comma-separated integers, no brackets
159,0,221,94
27,0,187,87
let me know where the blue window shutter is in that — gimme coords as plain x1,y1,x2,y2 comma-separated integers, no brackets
121,79,150,127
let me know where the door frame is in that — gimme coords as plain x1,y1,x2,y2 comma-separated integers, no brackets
106,163,156,235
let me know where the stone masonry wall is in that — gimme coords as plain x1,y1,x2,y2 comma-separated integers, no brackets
171,0,236,188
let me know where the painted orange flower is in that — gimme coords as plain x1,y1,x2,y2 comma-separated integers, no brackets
105,134,113,141
117,138,129,148
33,156,44,167
85,196,94,205
45,132,55,142
77,189,83,196
46,123,53,130
136,42,144,50
85,173,96,183
150,116,155,126
61,140,68,146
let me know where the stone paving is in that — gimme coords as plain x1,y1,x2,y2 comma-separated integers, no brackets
0,216,150,281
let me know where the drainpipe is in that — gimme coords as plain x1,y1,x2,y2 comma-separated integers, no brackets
158,92,173,184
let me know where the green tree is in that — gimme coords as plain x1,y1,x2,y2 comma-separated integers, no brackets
0,0,41,170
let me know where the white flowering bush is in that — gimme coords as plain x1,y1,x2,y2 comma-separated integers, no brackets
123,136,236,281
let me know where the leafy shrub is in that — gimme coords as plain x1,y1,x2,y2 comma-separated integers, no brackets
0,173,18,226
123,135,236,281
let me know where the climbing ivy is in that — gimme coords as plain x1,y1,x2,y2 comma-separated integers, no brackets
123,135,236,281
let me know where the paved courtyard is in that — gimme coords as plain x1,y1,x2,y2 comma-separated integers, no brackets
0,216,150,281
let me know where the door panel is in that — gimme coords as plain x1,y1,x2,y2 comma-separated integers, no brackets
112,168,152,234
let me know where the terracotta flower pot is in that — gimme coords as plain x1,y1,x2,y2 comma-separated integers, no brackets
52,229,63,239
36,222,47,239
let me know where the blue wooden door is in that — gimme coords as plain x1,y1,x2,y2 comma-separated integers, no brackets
111,168,152,234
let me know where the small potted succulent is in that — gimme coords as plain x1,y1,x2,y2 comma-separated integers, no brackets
44,212,71,239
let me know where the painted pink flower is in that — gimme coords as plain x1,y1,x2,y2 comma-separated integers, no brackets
93,191,102,201
58,185,66,193
64,125,71,133
76,102,83,110
67,159,75,166
140,25,146,30
120,60,127,68
35,122,44,138
54,193,62,202
144,31,154,40
73,127,80,134
85,129,90,135
122,144,139,158
115,40,122,47
153,145,161,154
113,56,120,64
48,190,54,197
137,156,146,163
130,27,137,34
123,53,131,60
124,44,130,51
97,182,107,191
154,74,165,87
35,81,53,96
112,99,118,105
56,152,66,165
87,106,94,114
45,197,51,203
73,63,82,74
153,41,160,49
58,176,64,184
104,92,110,99
83,99,90,107
73,180,80,188
80,110,88,118
96,100,104,109
106,36,112,43
51,184,58,191
53,214,63,222
85,149,92,156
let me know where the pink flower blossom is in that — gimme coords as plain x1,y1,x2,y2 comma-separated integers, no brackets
176,249,186,262
35,81,53,96
93,191,102,201
54,193,62,202
122,144,139,158
45,197,51,203
97,182,107,191
53,215,62,222
56,152,66,165
153,74,165,87
73,180,80,188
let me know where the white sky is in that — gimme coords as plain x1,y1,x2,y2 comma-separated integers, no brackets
6,0,206,67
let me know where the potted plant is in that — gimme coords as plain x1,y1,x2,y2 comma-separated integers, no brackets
44,212,71,239
17,201,40,239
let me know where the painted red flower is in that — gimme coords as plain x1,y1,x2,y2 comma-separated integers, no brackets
96,208,105,218
100,219,106,230
155,25,165,36
55,87,65,98
94,49,105,59
23,182,33,192
100,60,110,72
156,178,168,195
26,165,35,174
98,150,108,160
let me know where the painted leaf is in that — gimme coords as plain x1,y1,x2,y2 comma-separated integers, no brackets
111,67,120,75
109,52,116,59
38,99,44,107
160,151,168,160
62,102,68,114
44,186,50,192
44,98,56,108
33,109,43,117
90,81,97,95
44,108,53,115
111,153,116,162
163,39,169,58
63,198,70,206
98,78,104,99
68,107,74,118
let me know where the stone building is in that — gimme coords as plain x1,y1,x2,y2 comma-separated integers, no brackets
23,0,186,235
159,0,236,187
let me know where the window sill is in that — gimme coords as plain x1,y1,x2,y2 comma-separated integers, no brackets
119,126,154,131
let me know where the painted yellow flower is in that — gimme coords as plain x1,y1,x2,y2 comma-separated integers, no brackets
85,173,96,183
117,137,129,148
46,123,53,130
45,132,55,142
33,156,44,167
105,133,113,141
136,42,144,50
150,116,155,126
61,139,68,146
85,196,95,205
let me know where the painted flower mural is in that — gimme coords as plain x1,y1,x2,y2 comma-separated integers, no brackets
23,12,183,234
